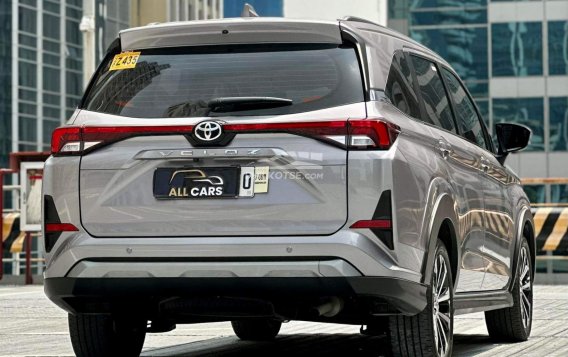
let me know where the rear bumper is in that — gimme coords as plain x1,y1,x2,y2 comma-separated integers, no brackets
44,230,423,282
44,276,427,316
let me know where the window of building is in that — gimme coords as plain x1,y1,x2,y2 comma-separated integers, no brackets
550,97,568,151
549,21,568,75
492,97,544,151
442,68,488,149
476,99,489,128
66,72,82,96
385,51,421,119
66,19,81,45
18,47,36,61
492,22,543,76
43,93,60,106
18,61,37,88
18,103,36,116
44,106,60,120
523,185,545,204
43,13,60,39
551,184,568,203
44,1,60,14
411,9,487,27
43,67,60,92
19,89,36,102
43,120,60,144
18,116,37,143
412,0,487,8
18,6,37,34
411,27,488,97
411,55,457,133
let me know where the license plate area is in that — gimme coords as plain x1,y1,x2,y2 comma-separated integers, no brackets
154,167,240,199
153,166,265,199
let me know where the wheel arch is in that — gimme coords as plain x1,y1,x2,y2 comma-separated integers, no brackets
421,193,459,286
509,207,535,292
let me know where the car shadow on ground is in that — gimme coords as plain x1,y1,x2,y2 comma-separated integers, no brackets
142,333,511,357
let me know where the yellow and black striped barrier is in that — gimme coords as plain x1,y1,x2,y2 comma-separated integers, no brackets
1,213,24,254
533,207,568,255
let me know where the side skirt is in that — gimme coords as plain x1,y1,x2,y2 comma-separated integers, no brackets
453,290,513,315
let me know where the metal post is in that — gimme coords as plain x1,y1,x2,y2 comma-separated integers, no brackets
80,0,96,88
25,232,32,285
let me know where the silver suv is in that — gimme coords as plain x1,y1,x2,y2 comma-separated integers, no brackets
43,16,535,357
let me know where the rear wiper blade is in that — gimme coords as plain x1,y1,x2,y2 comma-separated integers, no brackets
207,97,293,113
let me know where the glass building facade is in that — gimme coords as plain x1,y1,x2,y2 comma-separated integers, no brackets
8,0,85,155
95,0,130,63
388,0,568,204
0,0,131,166
224,0,283,17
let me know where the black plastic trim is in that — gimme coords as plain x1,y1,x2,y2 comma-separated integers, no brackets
43,195,61,253
44,276,427,316
454,290,513,315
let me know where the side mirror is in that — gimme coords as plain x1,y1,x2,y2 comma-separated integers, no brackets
495,123,531,164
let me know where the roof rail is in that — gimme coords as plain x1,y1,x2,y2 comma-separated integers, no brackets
241,3,259,17
340,16,382,27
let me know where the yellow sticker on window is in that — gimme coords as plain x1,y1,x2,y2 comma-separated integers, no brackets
109,51,141,71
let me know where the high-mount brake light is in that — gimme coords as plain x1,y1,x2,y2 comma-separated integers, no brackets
50,119,400,156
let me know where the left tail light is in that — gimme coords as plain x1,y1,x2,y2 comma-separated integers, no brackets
51,125,195,155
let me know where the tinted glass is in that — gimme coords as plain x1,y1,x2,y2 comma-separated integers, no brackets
552,184,568,203
492,97,543,151
385,51,421,118
411,9,487,26
411,0,486,8
442,68,488,149
82,44,364,118
550,97,568,151
492,22,543,76
523,185,545,204
411,56,456,133
411,27,488,97
549,21,568,75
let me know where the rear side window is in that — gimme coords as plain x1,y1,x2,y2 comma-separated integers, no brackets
385,51,421,118
441,68,488,150
411,55,456,133
81,44,364,118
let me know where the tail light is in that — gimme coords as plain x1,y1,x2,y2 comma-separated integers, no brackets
51,125,195,155
224,119,400,150
51,119,399,156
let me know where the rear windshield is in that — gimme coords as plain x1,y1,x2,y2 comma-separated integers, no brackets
81,44,364,118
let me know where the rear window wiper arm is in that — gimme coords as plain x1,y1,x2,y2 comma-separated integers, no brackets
207,97,293,113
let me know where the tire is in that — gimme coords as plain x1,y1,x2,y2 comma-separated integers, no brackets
68,314,146,357
388,240,454,357
485,237,533,341
231,319,282,341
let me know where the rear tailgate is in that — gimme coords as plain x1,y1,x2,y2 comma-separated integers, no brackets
75,41,366,237
78,117,362,237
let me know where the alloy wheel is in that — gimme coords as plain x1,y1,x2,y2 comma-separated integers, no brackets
519,246,532,329
432,254,452,357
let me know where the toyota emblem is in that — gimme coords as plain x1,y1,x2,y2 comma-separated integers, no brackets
193,121,223,142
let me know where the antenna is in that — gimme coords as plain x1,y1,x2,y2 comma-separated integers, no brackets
241,3,259,17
